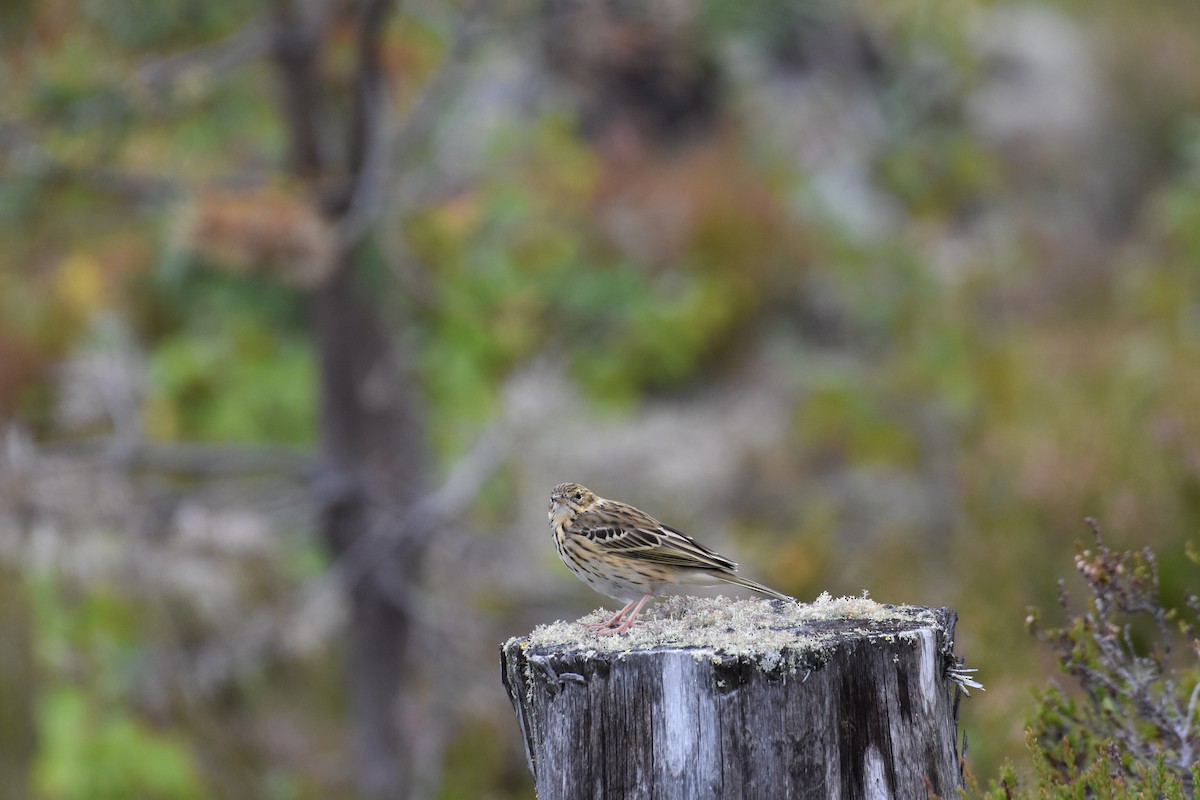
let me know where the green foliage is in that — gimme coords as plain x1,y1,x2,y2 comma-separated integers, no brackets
80,0,255,49
144,268,314,443
1026,523,1199,784
876,130,998,219
567,266,753,402
147,327,315,442
971,732,1196,799
411,112,776,453
406,117,594,450
1125,116,1200,336
969,525,1200,797
29,575,206,799
35,687,204,800
796,377,920,465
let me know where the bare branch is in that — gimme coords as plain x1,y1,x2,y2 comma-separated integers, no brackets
135,18,273,92
336,0,491,249
32,438,315,480
179,420,508,695
270,0,335,180
1032,519,1200,782
334,0,398,251
0,137,184,204
340,421,509,587
1180,682,1200,768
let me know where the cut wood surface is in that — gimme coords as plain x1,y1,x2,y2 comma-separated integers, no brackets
501,595,965,800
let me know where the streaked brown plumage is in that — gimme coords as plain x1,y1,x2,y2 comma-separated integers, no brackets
548,482,794,634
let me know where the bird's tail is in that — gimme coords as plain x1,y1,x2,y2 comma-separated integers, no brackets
718,573,795,603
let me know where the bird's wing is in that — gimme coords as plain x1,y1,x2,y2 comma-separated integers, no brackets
573,503,737,572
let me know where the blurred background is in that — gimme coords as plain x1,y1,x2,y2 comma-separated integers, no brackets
2,0,1200,797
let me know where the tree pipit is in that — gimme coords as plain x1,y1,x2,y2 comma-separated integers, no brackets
549,482,794,635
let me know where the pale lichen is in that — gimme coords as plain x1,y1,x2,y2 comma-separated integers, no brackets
506,593,945,675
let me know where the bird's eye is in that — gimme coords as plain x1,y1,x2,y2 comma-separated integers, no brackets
573,492,583,501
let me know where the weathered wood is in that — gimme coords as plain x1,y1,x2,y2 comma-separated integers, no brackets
501,595,965,799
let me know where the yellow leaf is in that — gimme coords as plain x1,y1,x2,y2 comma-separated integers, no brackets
55,253,103,316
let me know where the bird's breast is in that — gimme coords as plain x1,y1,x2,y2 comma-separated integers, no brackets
549,505,573,530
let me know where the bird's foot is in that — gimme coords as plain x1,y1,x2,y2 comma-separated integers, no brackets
589,618,643,635
581,600,638,630
580,594,653,636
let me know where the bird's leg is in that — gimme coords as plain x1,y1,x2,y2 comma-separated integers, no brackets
595,593,653,636
582,598,638,630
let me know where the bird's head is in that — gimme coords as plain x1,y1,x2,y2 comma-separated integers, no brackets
549,482,598,526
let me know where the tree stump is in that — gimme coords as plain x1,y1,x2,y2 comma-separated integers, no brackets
501,595,967,799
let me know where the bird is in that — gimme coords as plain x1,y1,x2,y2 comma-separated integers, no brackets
548,482,794,635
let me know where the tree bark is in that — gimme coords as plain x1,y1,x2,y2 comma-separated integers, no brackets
270,2,430,797
502,602,964,799
312,260,426,799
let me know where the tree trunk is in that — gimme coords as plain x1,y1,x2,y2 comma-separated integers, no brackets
312,257,426,798
271,2,430,796
501,600,964,799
